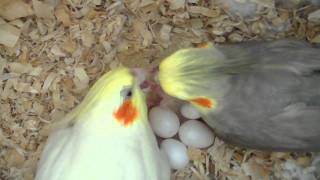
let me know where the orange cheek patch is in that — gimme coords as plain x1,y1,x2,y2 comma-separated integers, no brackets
113,100,138,127
190,97,214,108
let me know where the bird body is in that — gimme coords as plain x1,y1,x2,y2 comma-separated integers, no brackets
35,67,170,180
159,40,320,151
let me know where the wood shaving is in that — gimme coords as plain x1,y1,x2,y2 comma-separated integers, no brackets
311,34,320,43
55,3,72,27
0,0,320,179
7,63,33,74
308,9,320,24
242,157,269,180
32,0,55,19
0,0,34,21
73,67,90,92
42,72,57,93
168,0,185,10
188,6,220,18
0,22,21,47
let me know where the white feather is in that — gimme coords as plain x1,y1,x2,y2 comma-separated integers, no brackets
35,120,170,180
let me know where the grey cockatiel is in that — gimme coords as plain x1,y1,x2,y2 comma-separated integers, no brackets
158,39,320,151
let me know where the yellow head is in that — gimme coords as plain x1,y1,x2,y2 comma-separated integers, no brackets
158,44,229,112
56,67,148,135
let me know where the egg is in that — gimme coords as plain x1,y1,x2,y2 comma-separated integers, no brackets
149,106,180,138
180,103,201,119
161,139,189,170
179,120,214,148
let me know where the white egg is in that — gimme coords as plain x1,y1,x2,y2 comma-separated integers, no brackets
161,139,189,170
180,103,201,119
179,120,214,148
149,106,180,138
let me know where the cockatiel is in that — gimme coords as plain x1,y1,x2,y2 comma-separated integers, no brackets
158,39,320,151
35,67,170,180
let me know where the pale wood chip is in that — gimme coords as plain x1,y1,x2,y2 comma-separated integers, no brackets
308,9,320,24
92,0,102,5
116,40,129,52
296,156,311,168
0,0,319,179
29,67,43,76
0,0,34,21
73,67,90,91
0,56,6,75
4,148,25,168
13,81,38,94
23,118,39,131
132,20,153,47
1,79,14,100
188,6,220,18
168,0,185,10
40,30,61,41
270,152,290,160
62,37,77,54
109,60,121,70
242,158,269,180
81,30,95,48
52,90,61,109
31,102,44,115
51,44,66,57
42,72,57,92
8,62,33,74
190,19,204,29
0,127,26,155
0,22,21,47
310,34,320,43
0,17,5,24
228,32,244,42
32,0,55,19
55,4,72,27
37,20,48,35
160,24,172,42
102,41,112,53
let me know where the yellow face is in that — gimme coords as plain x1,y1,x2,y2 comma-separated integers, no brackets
159,50,190,100
63,67,148,134
158,46,222,112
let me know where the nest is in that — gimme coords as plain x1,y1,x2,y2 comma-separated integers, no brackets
0,0,320,179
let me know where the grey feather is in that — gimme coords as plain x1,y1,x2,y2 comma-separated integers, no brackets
183,40,320,151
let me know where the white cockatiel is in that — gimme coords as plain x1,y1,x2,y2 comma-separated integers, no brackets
35,67,170,180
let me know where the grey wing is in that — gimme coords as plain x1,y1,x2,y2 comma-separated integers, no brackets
208,70,320,151
217,39,320,75
207,40,320,151
268,103,320,151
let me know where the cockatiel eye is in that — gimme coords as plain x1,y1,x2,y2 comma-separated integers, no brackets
120,86,133,100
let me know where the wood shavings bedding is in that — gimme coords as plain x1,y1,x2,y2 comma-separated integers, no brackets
0,0,319,179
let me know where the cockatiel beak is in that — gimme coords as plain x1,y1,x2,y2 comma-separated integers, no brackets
35,67,170,180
